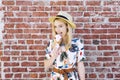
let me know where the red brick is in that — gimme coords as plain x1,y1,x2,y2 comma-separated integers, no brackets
33,12,48,17
28,57,38,61
41,29,52,33
52,6,61,11
107,73,113,78
1,57,10,61
29,45,45,50
4,12,13,17
115,74,120,78
108,29,120,33
16,12,31,17
38,51,45,55
104,1,119,5
112,68,120,72
97,57,112,61
101,12,117,17
14,74,21,78
83,35,99,39
98,46,113,50
12,45,27,50
96,68,111,72
75,18,89,22
103,62,117,67
24,18,40,22
41,18,49,22
103,7,111,11
68,1,83,5
75,29,90,33
108,40,117,44
115,46,120,50
4,68,10,72
117,35,120,39
84,40,92,44
3,34,14,39
92,29,107,34
33,1,44,5
84,23,101,28
99,74,105,78
45,6,52,11
33,23,48,28
16,23,30,28
21,6,28,11
61,7,69,11
84,12,91,17
7,18,23,22
100,34,116,39
27,40,34,44
70,12,82,16
21,51,36,55
5,74,13,78
16,1,32,5
86,1,101,6
89,73,97,78
21,62,37,66
30,73,38,78
24,29,40,33
84,46,96,50
7,6,19,11
28,68,44,72
117,40,120,44
4,62,19,66
109,18,120,22
70,7,78,11
50,1,67,5
4,24,14,28
12,68,27,72
92,18,104,22
104,52,119,56
39,73,46,78
87,7,94,11
35,40,42,44
2,1,15,5
89,62,101,67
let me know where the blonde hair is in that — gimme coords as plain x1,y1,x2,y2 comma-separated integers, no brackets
51,18,73,50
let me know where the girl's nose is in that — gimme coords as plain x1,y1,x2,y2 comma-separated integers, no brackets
56,27,61,33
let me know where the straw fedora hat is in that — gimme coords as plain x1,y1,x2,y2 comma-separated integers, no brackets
49,11,76,28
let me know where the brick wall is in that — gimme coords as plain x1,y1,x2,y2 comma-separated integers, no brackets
0,0,120,80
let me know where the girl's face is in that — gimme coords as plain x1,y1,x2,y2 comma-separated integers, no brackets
54,19,67,38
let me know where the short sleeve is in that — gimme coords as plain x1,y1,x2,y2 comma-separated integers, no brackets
75,39,86,62
45,40,53,59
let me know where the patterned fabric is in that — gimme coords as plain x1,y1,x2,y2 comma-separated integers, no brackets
45,38,86,80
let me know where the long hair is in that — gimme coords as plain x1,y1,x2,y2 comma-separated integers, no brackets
51,18,73,50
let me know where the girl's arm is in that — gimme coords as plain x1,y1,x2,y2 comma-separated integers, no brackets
77,62,85,80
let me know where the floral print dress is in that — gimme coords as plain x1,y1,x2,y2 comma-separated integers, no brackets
45,38,86,80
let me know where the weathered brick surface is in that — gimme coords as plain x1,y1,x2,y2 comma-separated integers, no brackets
0,0,120,80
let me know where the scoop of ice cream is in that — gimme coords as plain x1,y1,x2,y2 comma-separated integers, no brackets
55,34,62,42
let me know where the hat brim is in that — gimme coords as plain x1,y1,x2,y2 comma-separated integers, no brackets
49,16,76,29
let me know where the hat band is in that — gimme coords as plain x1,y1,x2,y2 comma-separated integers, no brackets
57,15,68,20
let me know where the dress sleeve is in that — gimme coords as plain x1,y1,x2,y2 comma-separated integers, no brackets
45,40,53,60
76,39,86,62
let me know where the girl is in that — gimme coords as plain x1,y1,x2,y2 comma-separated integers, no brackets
44,11,86,80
